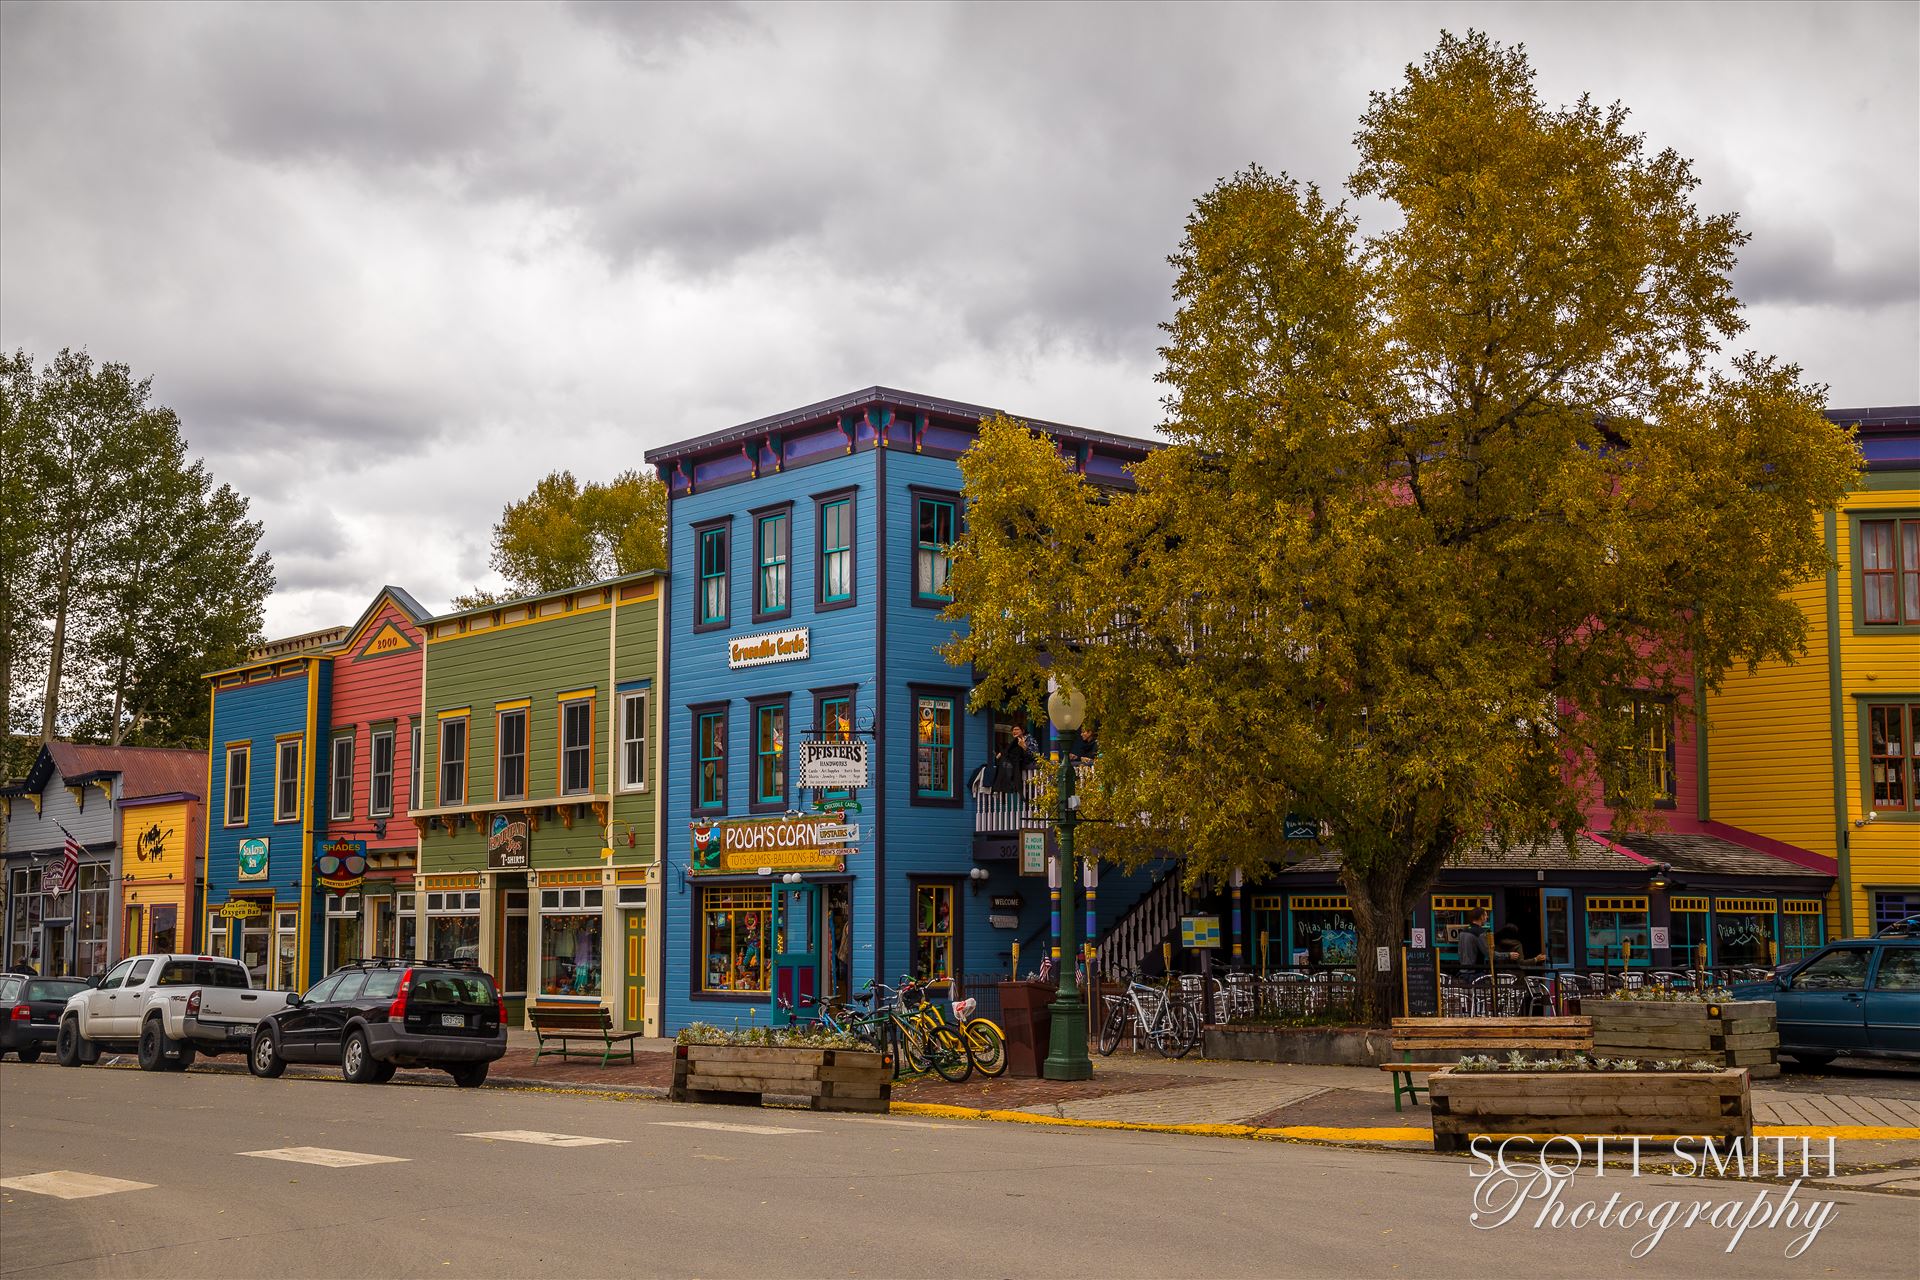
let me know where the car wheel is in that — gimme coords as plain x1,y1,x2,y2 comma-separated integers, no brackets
249,1029,287,1079
137,1020,170,1071
56,1018,88,1068
370,1061,396,1084
18,1046,41,1064
340,1030,380,1084
165,1043,197,1072
448,1062,488,1089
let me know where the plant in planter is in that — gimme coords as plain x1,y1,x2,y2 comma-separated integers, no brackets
672,1022,891,1114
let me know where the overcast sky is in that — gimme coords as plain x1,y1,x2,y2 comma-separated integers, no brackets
4,1,1916,638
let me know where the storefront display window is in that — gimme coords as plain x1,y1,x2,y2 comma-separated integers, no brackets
1289,896,1356,967
1780,901,1826,963
1430,895,1492,962
912,882,956,985
1584,896,1651,966
151,905,179,954
74,864,109,975
427,890,481,963
7,866,44,971
1714,898,1777,967
1669,897,1710,967
540,909,601,997
701,886,770,993
206,910,227,962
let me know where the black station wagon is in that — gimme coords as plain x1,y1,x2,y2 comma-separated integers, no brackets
248,959,507,1087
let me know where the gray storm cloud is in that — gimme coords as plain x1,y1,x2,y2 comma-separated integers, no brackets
3,0,1915,637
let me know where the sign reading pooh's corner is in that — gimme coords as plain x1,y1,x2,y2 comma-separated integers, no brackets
689,814,856,875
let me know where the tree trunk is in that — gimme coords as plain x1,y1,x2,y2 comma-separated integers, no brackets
40,530,74,742
1341,836,1452,1026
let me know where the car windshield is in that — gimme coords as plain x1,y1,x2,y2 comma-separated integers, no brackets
24,979,88,1001
411,972,495,1005
156,961,250,989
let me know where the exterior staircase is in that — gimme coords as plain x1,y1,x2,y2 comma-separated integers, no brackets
1096,870,1189,975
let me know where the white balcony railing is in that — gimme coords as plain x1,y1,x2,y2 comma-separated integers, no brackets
972,766,1045,834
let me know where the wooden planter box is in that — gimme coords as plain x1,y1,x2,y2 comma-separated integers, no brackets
1589,999,1779,1079
1428,1067,1752,1152
670,1044,892,1114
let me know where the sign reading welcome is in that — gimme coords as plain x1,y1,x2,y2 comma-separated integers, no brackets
727,626,810,670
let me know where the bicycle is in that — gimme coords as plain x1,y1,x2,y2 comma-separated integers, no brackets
1098,972,1198,1059
946,995,1007,1077
857,980,973,1082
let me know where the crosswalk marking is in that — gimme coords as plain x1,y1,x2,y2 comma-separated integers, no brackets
1,1171,155,1200
652,1120,818,1135
240,1147,409,1168
837,1117,961,1130
460,1130,627,1148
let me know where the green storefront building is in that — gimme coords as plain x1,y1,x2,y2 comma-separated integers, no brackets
412,572,663,1033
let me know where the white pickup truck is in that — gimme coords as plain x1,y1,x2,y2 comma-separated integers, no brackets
57,953,296,1072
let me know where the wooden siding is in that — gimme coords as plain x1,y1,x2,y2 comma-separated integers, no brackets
1835,479,1920,927
3,766,116,855
417,584,659,876
325,592,425,855
119,796,200,954
1705,572,1838,859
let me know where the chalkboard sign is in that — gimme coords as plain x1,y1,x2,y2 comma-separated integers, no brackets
1402,947,1440,1017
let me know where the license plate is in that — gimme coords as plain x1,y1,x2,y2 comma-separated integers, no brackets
440,1013,464,1028
229,1025,249,1038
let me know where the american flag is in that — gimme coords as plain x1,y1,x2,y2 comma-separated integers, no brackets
45,828,82,896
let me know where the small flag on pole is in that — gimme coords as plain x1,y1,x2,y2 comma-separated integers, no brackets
45,827,82,895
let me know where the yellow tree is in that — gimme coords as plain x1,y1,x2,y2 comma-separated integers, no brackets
945,32,1861,1019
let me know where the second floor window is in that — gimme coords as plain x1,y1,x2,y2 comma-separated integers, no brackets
330,733,354,820
697,710,726,809
497,708,528,802
620,690,648,791
817,695,852,804
699,525,729,626
410,722,422,808
1867,701,1916,812
561,699,593,794
440,717,467,806
1630,698,1674,804
369,728,395,817
756,510,790,617
275,739,302,823
915,497,956,602
819,497,852,604
915,695,955,799
225,745,250,826
1861,517,1920,626
755,703,786,806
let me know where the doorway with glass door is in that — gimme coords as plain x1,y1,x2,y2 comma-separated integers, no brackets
498,878,529,1025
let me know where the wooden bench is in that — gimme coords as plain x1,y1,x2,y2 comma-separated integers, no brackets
529,1005,642,1067
1381,1016,1592,1111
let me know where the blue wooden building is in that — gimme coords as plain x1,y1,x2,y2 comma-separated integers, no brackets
202,626,342,991
645,388,1166,1032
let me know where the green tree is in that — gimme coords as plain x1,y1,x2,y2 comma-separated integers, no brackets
0,350,45,778
945,32,1861,1019
453,468,668,608
1,349,273,763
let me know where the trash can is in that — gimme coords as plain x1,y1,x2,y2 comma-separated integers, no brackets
997,979,1057,1077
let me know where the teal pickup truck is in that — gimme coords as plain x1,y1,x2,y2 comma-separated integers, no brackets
1732,926,1920,1067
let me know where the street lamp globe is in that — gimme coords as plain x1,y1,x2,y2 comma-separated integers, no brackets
1047,685,1086,733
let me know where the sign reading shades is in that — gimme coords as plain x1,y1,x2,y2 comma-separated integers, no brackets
315,838,367,896
727,626,810,670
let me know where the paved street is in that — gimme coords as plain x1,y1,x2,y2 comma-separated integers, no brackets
2,1062,1915,1279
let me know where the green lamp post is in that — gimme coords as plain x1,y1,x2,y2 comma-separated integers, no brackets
1042,682,1093,1081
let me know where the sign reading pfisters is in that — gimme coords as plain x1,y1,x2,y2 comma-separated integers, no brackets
728,626,810,669
798,739,868,788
